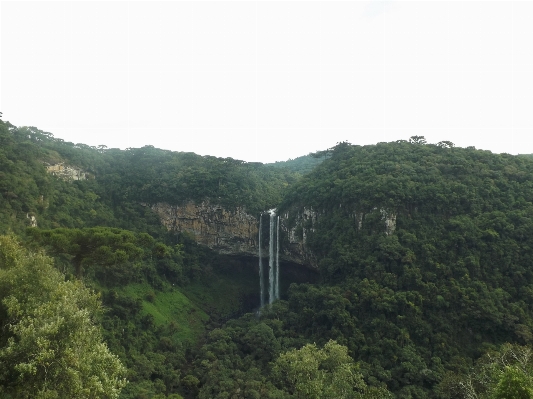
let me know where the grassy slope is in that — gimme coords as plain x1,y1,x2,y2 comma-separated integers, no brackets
116,283,209,344
106,257,261,348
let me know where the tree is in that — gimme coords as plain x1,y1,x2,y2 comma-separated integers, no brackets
26,227,148,281
409,135,427,145
493,366,533,399
438,344,533,399
272,340,392,399
0,235,127,398
437,141,455,148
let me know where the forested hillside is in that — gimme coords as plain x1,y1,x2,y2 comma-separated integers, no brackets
187,139,533,398
3,115,533,398
280,139,533,396
0,121,300,234
0,118,303,398
268,153,325,175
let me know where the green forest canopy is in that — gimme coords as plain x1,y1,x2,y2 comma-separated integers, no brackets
4,114,533,398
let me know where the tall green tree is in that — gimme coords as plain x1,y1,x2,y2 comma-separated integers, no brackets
272,340,392,399
493,366,533,399
0,235,127,398
438,343,533,399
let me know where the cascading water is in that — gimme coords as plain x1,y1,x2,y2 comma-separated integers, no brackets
275,215,280,300
268,210,275,304
259,209,281,308
258,213,264,308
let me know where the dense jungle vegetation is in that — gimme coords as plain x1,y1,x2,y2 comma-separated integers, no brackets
0,118,300,398
268,154,325,175
3,116,533,398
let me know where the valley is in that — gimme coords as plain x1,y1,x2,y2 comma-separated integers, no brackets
2,119,533,398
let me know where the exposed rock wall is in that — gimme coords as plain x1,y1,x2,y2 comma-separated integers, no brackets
150,202,258,256
281,207,319,267
149,201,397,269
281,206,397,267
26,213,37,228
381,209,397,235
45,163,87,181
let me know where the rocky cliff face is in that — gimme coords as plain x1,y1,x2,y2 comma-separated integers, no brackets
149,202,259,256
281,207,319,267
26,213,37,228
149,201,396,269
149,201,313,265
280,206,397,267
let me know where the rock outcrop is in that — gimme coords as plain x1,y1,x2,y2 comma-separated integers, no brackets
281,206,397,267
281,207,319,267
149,201,396,269
149,202,258,256
45,163,87,181
26,213,37,228
381,209,397,235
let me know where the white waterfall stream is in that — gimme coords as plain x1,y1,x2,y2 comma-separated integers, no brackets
268,210,275,304
258,214,264,308
275,215,280,300
259,209,280,308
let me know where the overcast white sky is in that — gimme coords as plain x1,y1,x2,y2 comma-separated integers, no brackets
1,1,533,163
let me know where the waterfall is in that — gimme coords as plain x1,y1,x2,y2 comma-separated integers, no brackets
259,209,280,308
268,210,275,304
259,213,264,308
275,215,280,300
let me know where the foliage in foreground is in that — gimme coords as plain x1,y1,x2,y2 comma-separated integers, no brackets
7,112,533,398
190,305,393,399
439,343,533,399
0,235,127,398
272,340,393,399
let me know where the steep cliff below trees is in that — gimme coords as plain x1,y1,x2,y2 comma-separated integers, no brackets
281,207,319,267
148,202,320,267
280,206,397,268
148,201,397,268
149,202,259,256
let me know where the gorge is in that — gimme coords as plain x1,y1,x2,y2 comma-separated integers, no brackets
6,119,533,398
147,199,402,309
